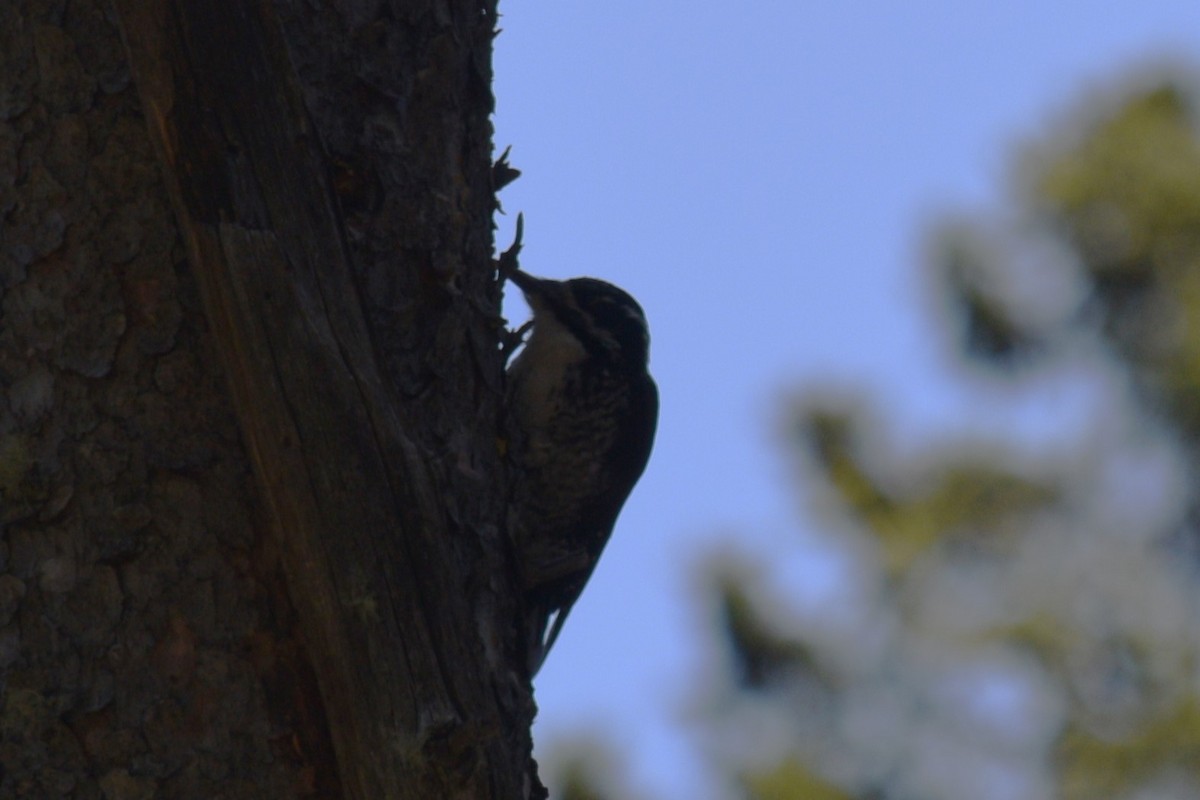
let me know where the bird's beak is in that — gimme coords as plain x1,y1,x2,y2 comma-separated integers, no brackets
507,268,544,296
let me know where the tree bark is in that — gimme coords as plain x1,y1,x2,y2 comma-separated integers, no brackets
1,0,536,797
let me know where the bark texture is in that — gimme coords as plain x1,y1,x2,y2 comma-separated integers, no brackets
1,0,535,797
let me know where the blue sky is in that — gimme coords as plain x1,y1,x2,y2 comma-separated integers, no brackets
492,4,1200,798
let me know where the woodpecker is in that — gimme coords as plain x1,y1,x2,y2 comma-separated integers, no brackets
505,268,658,675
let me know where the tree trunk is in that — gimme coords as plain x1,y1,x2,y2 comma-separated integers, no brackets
0,0,537,797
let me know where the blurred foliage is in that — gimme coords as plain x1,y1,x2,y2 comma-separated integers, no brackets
717,574,822,690
801,406,1057,573
541,735,649,800
937,227,1046,365
1058,696,1200,800
742,759,861,800
695,71,1200,800
1035,82,1200,431
558,764,608,800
